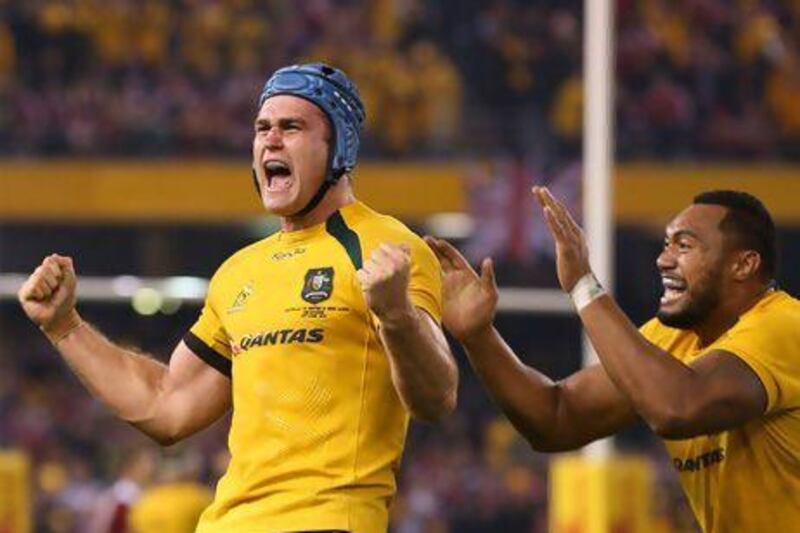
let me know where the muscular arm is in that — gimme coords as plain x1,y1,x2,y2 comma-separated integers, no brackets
580,297,766,438
534,186,767,439
54,314,231,445
378,308,458,422
18,254,231,446
461,326,637,451
424,237,635,449
358,242,457,422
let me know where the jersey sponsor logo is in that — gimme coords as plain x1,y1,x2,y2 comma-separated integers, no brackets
237,328,325,352
227,281,254,314
673,447,725,472
302,267,334,304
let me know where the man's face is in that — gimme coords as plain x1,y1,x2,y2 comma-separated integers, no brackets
656,204,731,329
252,95,330,216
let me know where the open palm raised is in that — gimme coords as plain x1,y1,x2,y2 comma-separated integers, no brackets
424,237,498,343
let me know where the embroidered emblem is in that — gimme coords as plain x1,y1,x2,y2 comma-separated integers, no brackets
301,267,334,304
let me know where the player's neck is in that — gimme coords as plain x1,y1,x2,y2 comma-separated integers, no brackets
693,313,739,348
693,283,774,347
280,179,355,232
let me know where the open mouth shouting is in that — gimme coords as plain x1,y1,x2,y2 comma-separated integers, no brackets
660,275,688,306
264,159,293,192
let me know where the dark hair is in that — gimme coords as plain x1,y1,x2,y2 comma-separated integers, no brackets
693,190,777,282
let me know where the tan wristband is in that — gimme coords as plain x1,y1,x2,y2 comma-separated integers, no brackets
41,313,84,345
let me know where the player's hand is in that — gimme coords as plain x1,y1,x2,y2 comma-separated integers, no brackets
424,236,498,343
357,243,414,322
18,254,80,335
532,186,592,292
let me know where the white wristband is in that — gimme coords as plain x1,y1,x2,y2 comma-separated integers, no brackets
570,273,606,311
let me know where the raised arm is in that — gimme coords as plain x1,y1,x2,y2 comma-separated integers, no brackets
18,254,231,445
532,186,767,439
424,237,637,451
357,243,458,423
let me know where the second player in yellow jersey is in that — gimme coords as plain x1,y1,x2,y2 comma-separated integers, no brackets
425,188,799,533
641,290,800,532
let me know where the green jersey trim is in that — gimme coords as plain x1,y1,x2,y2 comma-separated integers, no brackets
326,210,363,270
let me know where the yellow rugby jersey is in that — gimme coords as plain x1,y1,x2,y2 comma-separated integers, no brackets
185,201,442,533
640,291,800,533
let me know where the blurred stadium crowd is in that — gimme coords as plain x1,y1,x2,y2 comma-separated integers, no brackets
0,0,798,159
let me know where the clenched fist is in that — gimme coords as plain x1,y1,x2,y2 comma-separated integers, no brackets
18,254,81,341
357,243,414,322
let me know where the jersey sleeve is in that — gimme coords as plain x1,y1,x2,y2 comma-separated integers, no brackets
712,315,800,414
407,235,443,324
184,274,233,378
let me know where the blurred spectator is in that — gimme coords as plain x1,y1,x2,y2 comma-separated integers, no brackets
85,448,157,533
766,54,800,157
549,71,582,158
128,450,212,533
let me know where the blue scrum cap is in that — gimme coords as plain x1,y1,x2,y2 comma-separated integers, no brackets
258,63,366,181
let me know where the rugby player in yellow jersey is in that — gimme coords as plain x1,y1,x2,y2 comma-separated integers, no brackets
18,63,458,533
426,188,800,532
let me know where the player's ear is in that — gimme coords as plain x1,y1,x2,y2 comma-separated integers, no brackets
730,250,761,282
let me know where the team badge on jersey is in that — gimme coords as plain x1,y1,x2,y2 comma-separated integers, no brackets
302,267,334,304
228,281,254,314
